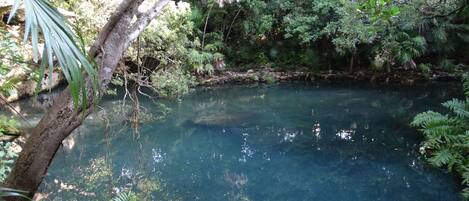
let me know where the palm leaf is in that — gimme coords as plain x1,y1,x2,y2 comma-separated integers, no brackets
8,0,98,108
0,187,31,200
111,191,137,201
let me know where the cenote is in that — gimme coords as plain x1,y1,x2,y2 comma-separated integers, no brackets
24,82,462,200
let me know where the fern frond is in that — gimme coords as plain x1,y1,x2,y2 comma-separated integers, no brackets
463,74,469,97
423,125,457,138
411,111,448,127
429,149,452,167
462,187,469,200
462,168,469,184
442,99,469,118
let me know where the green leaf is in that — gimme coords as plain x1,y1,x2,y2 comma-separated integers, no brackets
389,6,400,16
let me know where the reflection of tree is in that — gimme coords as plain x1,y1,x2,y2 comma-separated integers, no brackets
40,109,182,200
41,144,182,200
83,157,113,198
39,156,113,200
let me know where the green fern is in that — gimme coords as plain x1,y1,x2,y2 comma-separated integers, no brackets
428,149,452,167
412,77,469,199
443,99,469,118
411,111,449,128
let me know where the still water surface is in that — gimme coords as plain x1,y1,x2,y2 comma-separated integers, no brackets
29,82,463,200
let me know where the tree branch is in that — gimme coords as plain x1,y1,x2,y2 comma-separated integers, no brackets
127,0,170,44
89,0,145,58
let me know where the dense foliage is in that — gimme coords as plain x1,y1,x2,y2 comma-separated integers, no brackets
0,30,27,97
1,0,467,100
150,67,195,98
38,0,469,97
190,0,469,72
141,2,225,75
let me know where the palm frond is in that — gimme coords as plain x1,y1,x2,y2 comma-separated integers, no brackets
110,191,137,201
0,187,31,200
8,0,98,108
431,26,448,43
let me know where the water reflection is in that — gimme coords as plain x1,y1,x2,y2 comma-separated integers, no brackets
239,132,255,163
336,129,355,141
33,83,463,201
151,148,166,164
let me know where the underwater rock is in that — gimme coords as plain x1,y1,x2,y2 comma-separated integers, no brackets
189,112,257,128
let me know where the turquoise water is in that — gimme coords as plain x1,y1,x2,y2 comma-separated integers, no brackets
34,82,462,200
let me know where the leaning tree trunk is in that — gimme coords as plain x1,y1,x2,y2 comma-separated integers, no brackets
3,0,170,199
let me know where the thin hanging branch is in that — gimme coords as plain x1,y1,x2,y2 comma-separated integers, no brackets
201,3,214,48
0,96,32,127
225,7,242,41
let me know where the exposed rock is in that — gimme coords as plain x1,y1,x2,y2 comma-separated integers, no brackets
197,68,461,86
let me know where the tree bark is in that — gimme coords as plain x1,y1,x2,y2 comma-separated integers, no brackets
3,0,170,199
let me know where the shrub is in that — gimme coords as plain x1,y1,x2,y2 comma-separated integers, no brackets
139,1,224,75
150,67,195,98
0,116,19,136
0,30,27,97
262,74,276,84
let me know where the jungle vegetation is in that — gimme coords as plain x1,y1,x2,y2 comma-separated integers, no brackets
0,0,468,200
